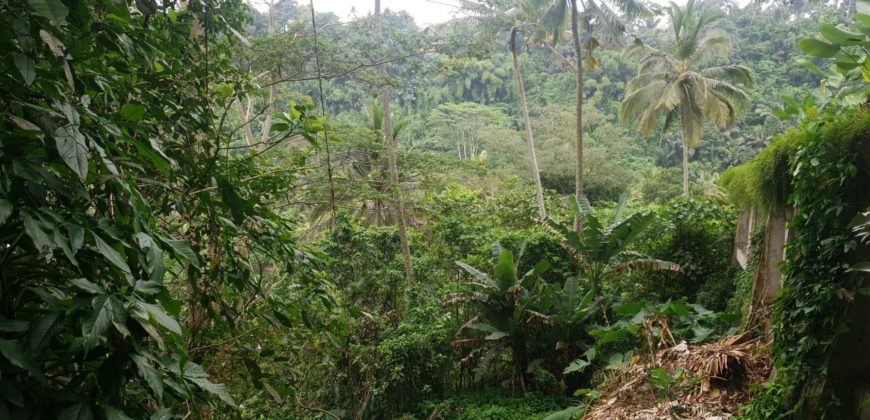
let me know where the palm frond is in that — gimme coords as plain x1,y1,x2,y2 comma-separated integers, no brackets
585,0,625,46
690,32,733,65
605,0,653,19
541,0,569,44
620,77,668,123
701,65,755,89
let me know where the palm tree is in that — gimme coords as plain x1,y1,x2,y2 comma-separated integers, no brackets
510,27,547,220
463,1,548,220
375,0,414,283
620,0,754,196
536,0,650,228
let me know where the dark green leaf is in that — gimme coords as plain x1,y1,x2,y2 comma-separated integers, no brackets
0,339,45,383
71,278,105,294
28,0,69,25
58,402,93,420
0,199,12,225
23,211,53,255
92,233,131,275
132,354,164,401
161,237,200,268
134,302,182,335
14,55,35,85
54,125,89,180
103,406,134,420
82,295,124,349
0,316,29,333
121,104,146,122
26,313,62,353
819,24,865,46
799,38,840,58
183,361,236,406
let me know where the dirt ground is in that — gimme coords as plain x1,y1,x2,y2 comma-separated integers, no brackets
583,332,772,419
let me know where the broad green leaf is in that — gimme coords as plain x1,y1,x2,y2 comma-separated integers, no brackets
218,178,251,224
82,295,125,349
563,276,580,310
0,316,29,333
134,302,182,335
14,55,35,85
92,233,131,275
614,300,647,316
563,358,591,374
26,313,62,352
493,249,516,292
134,281,163,295
455,261,487,282
819,24,865,46
161,238,200,268
28,0,69,25
798,38,840,58
23,211,53,255
58,402,94,420
0,199,12,225
71,278,104,294
68,224,84,254
103,406,134,420
132,354,164,401
121,104,146,122
0,339,45,383
183,361,236,406
54,125,89,180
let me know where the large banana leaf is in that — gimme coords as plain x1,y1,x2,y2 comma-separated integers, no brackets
598,211,655,260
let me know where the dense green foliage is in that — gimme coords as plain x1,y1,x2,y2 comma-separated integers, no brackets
741,111,870,418
3,0,868,418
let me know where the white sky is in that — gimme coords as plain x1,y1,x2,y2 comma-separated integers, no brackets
310,0,461,26
308,0,753,26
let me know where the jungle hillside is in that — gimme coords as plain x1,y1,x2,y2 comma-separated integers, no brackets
1,0,870,418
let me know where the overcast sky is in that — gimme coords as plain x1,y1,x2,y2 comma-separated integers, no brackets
307,0,752,26
309,0,460,26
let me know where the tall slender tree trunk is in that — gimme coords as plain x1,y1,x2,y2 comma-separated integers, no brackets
376,0,414,284
570,0,584,231
259,2,278,150
510,29,546,221
234,97,256,148
682,133,689,197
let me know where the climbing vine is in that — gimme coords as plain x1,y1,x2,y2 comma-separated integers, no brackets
742,111,870,418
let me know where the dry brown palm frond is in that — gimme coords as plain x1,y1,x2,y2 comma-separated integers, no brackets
454,315,481,339
451,338,484,349
525,310,553,326
442,293,467,307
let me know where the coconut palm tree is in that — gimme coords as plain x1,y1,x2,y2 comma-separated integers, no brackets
535,0,651,228
376,0,414,283
461,1,549,220
510,26,547,220
620,0,754,196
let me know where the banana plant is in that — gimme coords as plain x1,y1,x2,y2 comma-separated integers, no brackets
452,242,551,391
546,195,681,299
